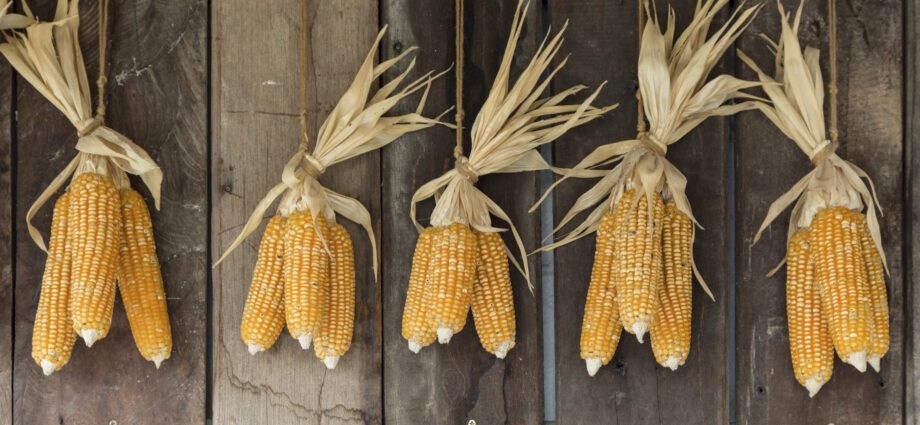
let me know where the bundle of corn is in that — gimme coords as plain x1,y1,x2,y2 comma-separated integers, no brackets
1,0,171,374
403,0,615,358
533,0,761,376
739,1,888,397
216,27,447,370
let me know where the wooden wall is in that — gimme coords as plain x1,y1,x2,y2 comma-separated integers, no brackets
0,0,915,424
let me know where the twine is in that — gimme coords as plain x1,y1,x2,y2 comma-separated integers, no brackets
300,0,310,147
636,0,647,134
827,0,838,145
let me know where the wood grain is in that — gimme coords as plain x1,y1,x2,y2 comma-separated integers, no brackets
381,1,544,423
908,0,920,422
735,1,904,424
211,1,382,424
0,42,11,425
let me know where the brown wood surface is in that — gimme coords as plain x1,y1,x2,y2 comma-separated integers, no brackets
546,1,731,424
0,46,11,425
211,1,382,423
735,1,904,424
11,0,207,424
908,0,920,422
381,1,544,423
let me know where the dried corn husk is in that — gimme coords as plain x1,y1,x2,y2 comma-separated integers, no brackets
216,26,448,276
410,0,615,289
533,0,763,301
0,0,33,29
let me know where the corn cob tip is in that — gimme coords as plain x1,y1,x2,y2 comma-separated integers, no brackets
632,322,648,343
492,340,513,359
585,358,602,377
869,356,881,373
437,327,454,344
323,356,340,369
664,357,680,371
805,377,825,398
80,330,100,347
152,354,167,369
408,341,423,354
297,334,313,350
845,350,868,372
40,360,56,376
247,344,263,355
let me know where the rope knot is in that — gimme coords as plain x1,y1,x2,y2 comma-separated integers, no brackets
301,151,325,179
638,132,666,156
76,115,106,138
455,156,478,184
809,139,838,165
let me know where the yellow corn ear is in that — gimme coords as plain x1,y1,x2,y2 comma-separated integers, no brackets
786,228,834,397
240,215,287,355
651,202,693,370
580,209,621,376
858,216,888,372
812,207,871,371
67,172,122,346
283,211,330,349
402,227,439,352
117,189,172,367
427,223,478,344
32,193,77,376
471,231,516,359
615,190,663,342
314,223,355,369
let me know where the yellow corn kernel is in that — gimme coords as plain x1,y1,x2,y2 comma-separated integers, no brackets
67,172,122,346
283,210,330,349
786,228,834,397
857,215,888,372
580,209,621,376
402,227,440,352
240,215,287,355
812,207,871,371
651,202,693,371
615,190,663,342
426,223,478,344
118,189,172,367
32,193,77,376
314,223,355,369
471,231,516,359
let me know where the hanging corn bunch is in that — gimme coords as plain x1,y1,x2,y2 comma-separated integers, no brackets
0,0,172,374
403,0,615,358
215,25,448,370
533,0,761,376
738,1,888,398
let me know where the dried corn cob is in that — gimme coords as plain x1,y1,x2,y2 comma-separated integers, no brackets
812,207,871,372
283,211,330,349
314,223,355,369
427,223,478,344
241,215,287,355
32,193,76,376
786,228,834,397
471,231,516,359
580,209,620,376
403,227,440,353
858,216,888,372
615,190,663,342
68,172,122,347
651,202,693,370
118,188,172,367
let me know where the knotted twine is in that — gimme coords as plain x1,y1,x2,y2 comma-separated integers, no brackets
0,0,162,253
738,0,885,276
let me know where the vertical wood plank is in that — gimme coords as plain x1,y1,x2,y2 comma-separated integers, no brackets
0,56,11,425
12,0,207,423
908,0,920,421
735,1,904,424
381,1,544,423
211,1,381,424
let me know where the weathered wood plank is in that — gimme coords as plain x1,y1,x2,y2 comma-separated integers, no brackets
547,1,731,423
211,1,381,424
0,50,11,425
735,1,904,424
381,1,543,423
908,0,920,422
11,0,207,423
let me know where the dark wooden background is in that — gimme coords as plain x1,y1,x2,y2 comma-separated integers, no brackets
0,0,915,424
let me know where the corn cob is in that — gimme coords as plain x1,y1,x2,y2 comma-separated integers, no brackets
786,228,834,397
240,215,287,355
471,231,516,359
403,227,439,352
117,188,172,367
858,216,888,372
314,223,355,369
283,211,330,349
67,172,122,347
580,209,621,376
615,190,663,342
32,193,77,376
651,202,693,370
427,223,478,344
812,207,871,372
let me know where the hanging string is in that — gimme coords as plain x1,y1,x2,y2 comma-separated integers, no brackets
94,0,110,124
299,0,310,151
454,0,465,160
636,0,646,135
827,0,838,144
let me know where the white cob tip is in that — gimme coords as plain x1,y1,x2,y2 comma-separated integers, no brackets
492,340,513,359
408,341,423,353
846,350,867,372
436,327,454,344
152,355,167,369
805,378,825,398
80,330,99,347
297,334,313,350
632,322,648,343
868,356,881,373
40,360,56,376
247,343,262,355
664,357,680,371
585,358,602,376
323,356,340,369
